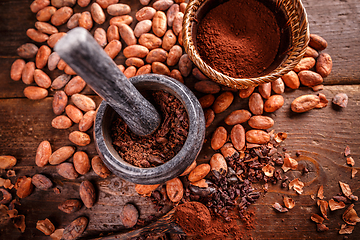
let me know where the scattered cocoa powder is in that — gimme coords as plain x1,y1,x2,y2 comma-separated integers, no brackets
196,0,280,78
111,90,189,168
174,202,211,235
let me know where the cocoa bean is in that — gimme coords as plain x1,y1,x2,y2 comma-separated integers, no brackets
198,94,215,109
264,95,284,112
49,146,75,165
146,48,168,63
34,69,51,88
51,115,72,129
294,57,316,72
172,12,183,36
153,0,174,11
79,180,96,208
123,66,137,78
15,176,34,198
120,204,139,228
315,93,328,109
10,59,26,81
194,80,220,94
212,92,234,113
36,6,56,22
135,184,160,196
298,70,323,87
231,124,245,151
239,86,255,98
57,162,79,180
51,7,73,26
69,131,91,146
136,64,152,76
211,126,227,150
21,62,35,84
224,109,251,125
179,2,187,13
35,21,58,35
91,2,106,24
71,94,96,112
248,116,274,129
107,3,131,16
258,82,271,99
79,11,93,31
192,68,209,81
78,0,91,7
271,78,285,94
152,11,167,37
53,91,68,115
188,164,211,182
245,130,270,144
0,156,17,169
65,105,83,123
138,33,162,50
17,43,38,59
169,69,183,83
51,0,76,8
57,59,67,70
104,40,122,59
62,216,88,240
48,52,60,71
316,53,332,78
73,151,90,175
27,28,49,42
162,30,177,51
79,110,96,132
249,93,263,115
166,177,184,202
107,25,120,42
123,45,149,58
0,188,12,205
152,62,170,75
58,199,82,214
210,153,227,173
96,0,118,9
64,76,86,96
110,15,133,27
167,4,179,27
32,174,53,190
136,7,156,21
94,28,107,47
35,140,52,167
47,32,67,48
67,13,81,29
304,46,319,58
204,108,215,127
24,86,48,100
125,57,145,68
30,0,50,13
291,94,320,113
134,20,152,38
178,54,192,77
118,24,136,46
91,156,111,178
309,34,328,51
281,70,300,89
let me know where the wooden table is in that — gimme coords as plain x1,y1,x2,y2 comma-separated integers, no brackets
0,0,359,239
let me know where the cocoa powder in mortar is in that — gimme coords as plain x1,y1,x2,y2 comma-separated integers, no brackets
111,90,189,168
196,0,280,78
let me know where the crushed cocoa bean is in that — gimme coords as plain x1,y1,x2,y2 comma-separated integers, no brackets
111,90,189,167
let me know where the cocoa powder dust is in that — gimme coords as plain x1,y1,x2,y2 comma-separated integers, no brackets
197,0,280,78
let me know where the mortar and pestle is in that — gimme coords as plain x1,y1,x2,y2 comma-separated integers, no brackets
55,27,205,185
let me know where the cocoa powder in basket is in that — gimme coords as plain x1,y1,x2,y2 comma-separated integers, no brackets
111,90,189,168
196,0,280,78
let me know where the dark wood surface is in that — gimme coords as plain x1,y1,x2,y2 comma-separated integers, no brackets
0,0,359,239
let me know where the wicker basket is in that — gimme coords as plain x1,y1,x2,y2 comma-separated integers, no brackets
183,0,310,89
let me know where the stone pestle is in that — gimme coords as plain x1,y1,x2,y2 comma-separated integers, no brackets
54,27,161,136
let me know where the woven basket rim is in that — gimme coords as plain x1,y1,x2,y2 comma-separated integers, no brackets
183,0,310,89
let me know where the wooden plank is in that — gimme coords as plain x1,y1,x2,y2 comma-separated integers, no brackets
0,0,359,99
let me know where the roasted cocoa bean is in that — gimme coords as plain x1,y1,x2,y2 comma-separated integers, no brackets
51,7,73,26
188,164,211,182
24,86,48,100
36,218,55,235
178,54,192,77
152,11,167,37
58,199,82,214
245,130,270,144
167,4,179,27
332,93,348,108
36,6,56,22
210,153,227,173
107,3,131,16
249,93,263,115
139,33,162,50
71,94,96,112
47,32,67,48
162,30,177,51
49,146,75,165
136,6,156,21
134,20,152,38
239,86,255,98
211,126,227,150
69,131,91,146
194,80,220,94
172,12,183,35
291,94,320,113
180,160,197,176
22,62,35,84
258,82,271,99
146,48,168,63
65,105,83,123
32,174,53,190
123,45,149,58
271,78,285,94
198,94,215,109
231,124,245,151
136,64,152,76
48,52,60,71
169,69,183,83
309,34,328,51
79,110,96,132
35,141,52,167
57,162,79,179
73,151,90,175
15,176,34,198
298,70,323,87
281,70,300,89
293,57,316,72
67,13,81,29
104,40,122,59
304,46,319,58
94,28,107,47
110,15,133,26
26,28,49,42
120,204,139,228
91,156,111,178
123,66,137,78
107,25,120,42
264,95,284,112
151,62,170,75
10,59,26,81
79,180,96,208
53,91,68,115
17,43,38,59
62,216,88,240
166,178,184,202
125,57,145,68
224,109,251,125
316,53,332,78
64,76,86,96
79,11,93,30
51,115,72,129
212,92,234,113
248,116,274,129
35,21,58,35
34,69,51,88
91,2,106,24
118,23,136,46
0,156,17,169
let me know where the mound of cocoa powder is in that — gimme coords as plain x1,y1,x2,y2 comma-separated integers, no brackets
111,90,189,168
174,202,211,235
197,0,280,78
